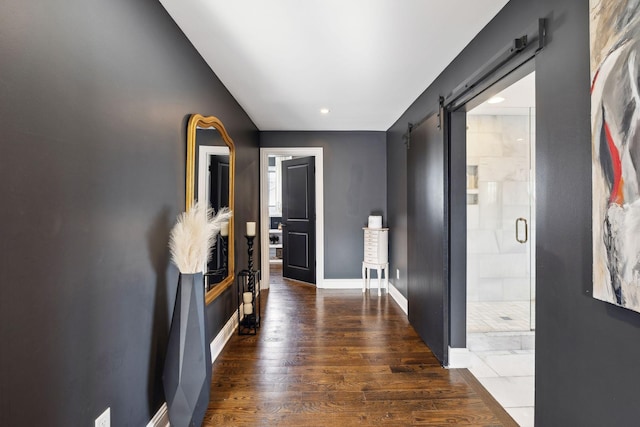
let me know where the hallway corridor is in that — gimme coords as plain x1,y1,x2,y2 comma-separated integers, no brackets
203,276,517,426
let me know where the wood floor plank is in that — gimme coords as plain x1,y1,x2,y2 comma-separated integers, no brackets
202,270,517,426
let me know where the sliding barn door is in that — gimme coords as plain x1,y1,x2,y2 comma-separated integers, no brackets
407,113,448,365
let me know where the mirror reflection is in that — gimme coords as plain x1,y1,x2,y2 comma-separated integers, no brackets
186,114,235,304
197,138,230,290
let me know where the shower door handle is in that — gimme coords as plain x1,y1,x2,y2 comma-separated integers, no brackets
515,217,528,243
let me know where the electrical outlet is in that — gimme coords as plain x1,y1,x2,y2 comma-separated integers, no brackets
95,407,110,427
396,269,400,280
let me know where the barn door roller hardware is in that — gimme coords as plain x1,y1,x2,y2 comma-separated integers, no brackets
402,18,545,144
444,18,546,110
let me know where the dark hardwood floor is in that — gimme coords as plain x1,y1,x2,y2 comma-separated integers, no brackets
203,266,516,426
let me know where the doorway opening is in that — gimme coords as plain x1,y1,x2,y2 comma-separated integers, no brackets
465,71,536,426
259,147,324,289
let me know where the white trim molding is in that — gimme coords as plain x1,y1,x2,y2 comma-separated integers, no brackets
260,147,324,290
146,403,169,427
319,279,362,289
197,145,229,206
210,308,239,363
388,281,408,315
148,310,239,427
446,346,471,369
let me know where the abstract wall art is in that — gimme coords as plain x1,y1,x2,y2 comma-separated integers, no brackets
591,0,640,312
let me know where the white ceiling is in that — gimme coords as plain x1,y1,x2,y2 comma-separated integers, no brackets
469,71,535,115
159,0,510,131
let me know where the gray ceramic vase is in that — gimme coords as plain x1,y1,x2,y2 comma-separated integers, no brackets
163,272,211,427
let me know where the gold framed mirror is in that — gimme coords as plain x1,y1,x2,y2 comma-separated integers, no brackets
186,114,235,304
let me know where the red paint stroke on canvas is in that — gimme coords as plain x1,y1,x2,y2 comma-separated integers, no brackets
591,67,601,93
604,120,624,204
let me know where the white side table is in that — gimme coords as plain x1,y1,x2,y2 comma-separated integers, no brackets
362,227,389,296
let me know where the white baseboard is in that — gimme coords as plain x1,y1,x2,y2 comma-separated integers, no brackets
388,281,408,315
146,402,169,427
319,279,407,317
148,309,239,427
210,308,239,363
319,278,362,289
446,346,470,369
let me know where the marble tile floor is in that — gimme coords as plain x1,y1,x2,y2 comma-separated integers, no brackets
468,300,536,333
467,333,535,427
468,300,535,426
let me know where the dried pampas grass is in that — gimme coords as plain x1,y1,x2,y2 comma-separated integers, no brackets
169,201,233,274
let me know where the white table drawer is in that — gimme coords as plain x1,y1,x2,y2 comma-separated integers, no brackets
363,227,388,264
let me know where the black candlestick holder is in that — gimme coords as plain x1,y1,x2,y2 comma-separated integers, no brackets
245,235,255,291
220,235,228,274
238,234,260,335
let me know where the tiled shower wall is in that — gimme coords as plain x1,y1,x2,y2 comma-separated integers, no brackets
467,112,536,304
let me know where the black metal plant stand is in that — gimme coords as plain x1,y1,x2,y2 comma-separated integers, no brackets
238,235,261,335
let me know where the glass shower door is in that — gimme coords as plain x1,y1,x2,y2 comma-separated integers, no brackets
466,105,535,333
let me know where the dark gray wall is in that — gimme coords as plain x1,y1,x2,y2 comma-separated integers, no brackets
388,0,640,424
386,129,409,296
0,0,259,425
261,132,386,279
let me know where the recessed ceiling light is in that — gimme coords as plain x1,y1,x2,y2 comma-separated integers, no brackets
487,96,505,104
320,108,330,115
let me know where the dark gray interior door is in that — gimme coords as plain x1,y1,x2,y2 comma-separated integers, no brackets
281,156,316,284
407,113,448,365
207,155,229,283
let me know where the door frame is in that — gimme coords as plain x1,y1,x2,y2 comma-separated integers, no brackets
198,145,229,206
464,82,537,337
446,60,537,367
259,147,324,289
